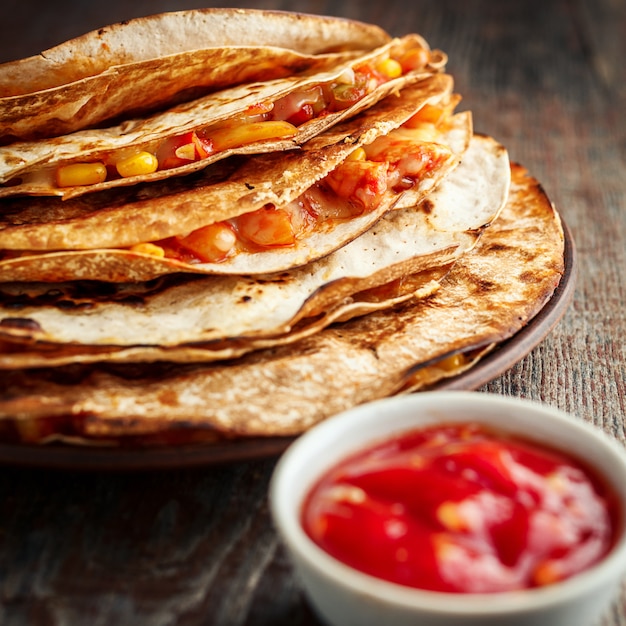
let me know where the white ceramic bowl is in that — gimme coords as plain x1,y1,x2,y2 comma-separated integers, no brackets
269,391,626,626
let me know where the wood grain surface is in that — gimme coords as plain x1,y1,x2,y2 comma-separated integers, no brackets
0,0,625,624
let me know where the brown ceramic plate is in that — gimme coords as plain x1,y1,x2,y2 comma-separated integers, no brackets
0,219,576,471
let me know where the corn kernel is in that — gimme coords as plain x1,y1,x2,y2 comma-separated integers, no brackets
56,162,107,187
376,58,403,79
209,120,297,152
346,147,367,161
437,353,467,372
116,151,159,178
129,242,165,258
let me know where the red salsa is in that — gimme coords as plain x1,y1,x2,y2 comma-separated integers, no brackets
301,422,616,593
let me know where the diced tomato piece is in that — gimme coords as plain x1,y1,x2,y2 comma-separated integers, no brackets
271,87,325,123
191,131,214,158
244,101,274,117
156,131,212,170
351,61,396,90
327,80,369,111
286,103,316,126
397,47,430,73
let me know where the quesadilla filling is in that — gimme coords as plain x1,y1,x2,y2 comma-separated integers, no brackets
133,105,453,263
13,47,432,192
0,103,456,266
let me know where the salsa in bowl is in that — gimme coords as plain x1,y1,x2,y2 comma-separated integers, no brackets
269,392,626,626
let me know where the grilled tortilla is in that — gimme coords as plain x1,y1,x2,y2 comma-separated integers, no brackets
0,34,445,199
0,163,564,444
0,77,472,283
0,133,510,361
0,8,396,143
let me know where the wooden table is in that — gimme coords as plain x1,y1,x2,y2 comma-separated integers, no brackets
0,0,624,624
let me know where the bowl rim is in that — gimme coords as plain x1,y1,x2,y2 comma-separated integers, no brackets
269,391,626,616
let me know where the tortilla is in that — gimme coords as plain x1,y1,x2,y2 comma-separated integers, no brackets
0,163,564,444
0,9,396,143
0,263,452,369
0,78,473,283
0,132,509,359
0,34,446,199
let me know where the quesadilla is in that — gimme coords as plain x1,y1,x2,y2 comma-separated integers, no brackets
0,76,472,283
0,8,396,143
0,132,510,362
0,163,564,445
0,34,445,199
0,11,569,455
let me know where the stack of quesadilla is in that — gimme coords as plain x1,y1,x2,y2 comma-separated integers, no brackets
0,9,565,450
